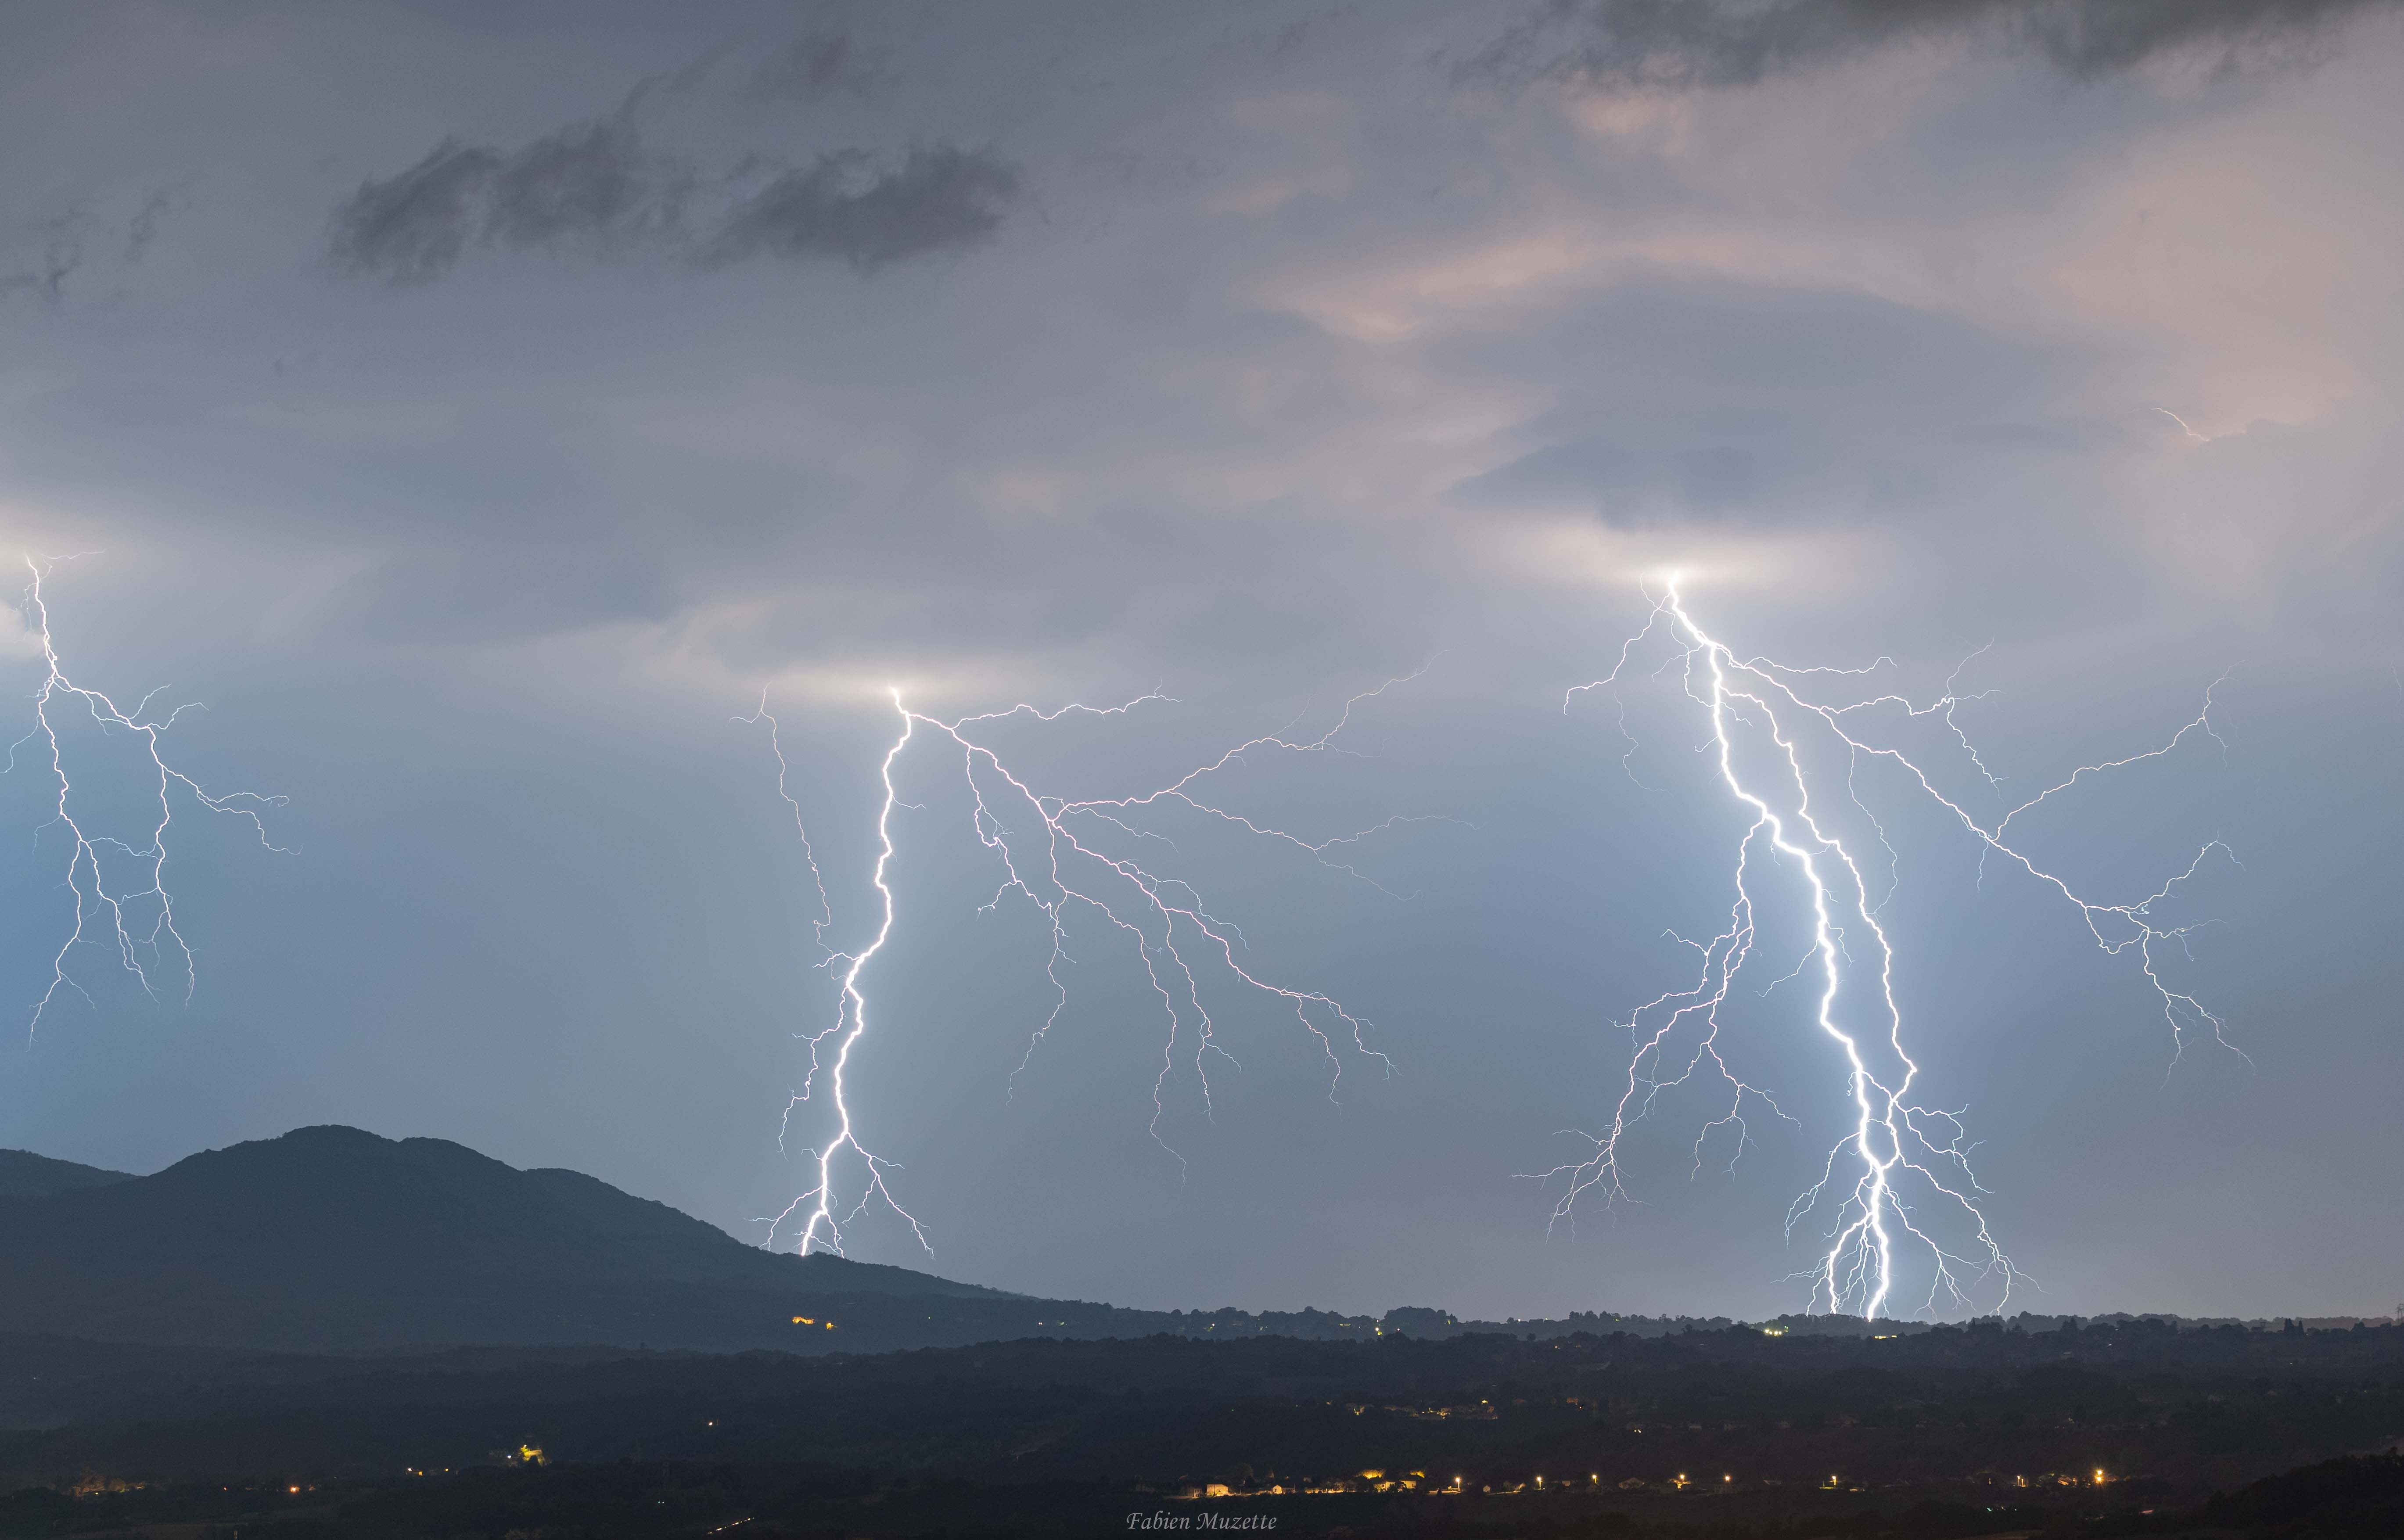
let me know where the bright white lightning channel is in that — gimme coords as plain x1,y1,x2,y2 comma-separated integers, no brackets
1544,580,2234,1320
744,684,1430,1260
7,556,289,1030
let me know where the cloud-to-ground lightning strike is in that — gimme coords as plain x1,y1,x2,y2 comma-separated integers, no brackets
744,682,1428,1259
1545,580,2233,1320
7,556,290,1031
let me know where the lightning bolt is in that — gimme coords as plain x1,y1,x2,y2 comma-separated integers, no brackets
6,556,290,1033
1541,578,2233,1319
749,681,1430,1259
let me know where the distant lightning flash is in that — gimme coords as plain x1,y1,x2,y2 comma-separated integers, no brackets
7,556,290,1031
1544,579,2233,1319
747,681,1428,1259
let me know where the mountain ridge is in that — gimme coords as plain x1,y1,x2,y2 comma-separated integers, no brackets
0,1149,136,1200
9,1127,2371,1361
0,1125,1015,1355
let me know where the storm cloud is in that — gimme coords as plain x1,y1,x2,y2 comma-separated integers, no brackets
327,118,1015,285
3,1,2402,1329
704,149,1020,273
1468,0,2402,88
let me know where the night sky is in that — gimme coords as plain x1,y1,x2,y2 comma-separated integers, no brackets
0,1,2398,1325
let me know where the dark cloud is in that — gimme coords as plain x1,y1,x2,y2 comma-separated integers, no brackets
481,120,682,252
327,122,1014,285
324,119,684,285
2021,0,2396,73
705,148,1020,273
1465,0,2398,90
324,139,508,285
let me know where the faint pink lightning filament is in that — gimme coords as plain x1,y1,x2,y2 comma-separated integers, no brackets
9,556,287,1032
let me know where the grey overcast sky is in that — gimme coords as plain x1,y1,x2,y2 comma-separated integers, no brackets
0,0,2400,1323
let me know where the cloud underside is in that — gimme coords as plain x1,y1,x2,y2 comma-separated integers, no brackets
325,119,1019,286
1474,0,2399,87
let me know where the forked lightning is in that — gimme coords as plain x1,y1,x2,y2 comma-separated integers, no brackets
8,556,289,1030
1544,579,2233,1319
746,683,1425,1258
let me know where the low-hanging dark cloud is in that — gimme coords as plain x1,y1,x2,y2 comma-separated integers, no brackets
704,149,1020,273
1466,0,2400,89
326,118,1015,286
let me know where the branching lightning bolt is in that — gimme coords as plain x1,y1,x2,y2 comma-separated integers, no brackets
749,681,1432,1259
6,556,290,1033
756,697,926,1261
1539,578,2234,1319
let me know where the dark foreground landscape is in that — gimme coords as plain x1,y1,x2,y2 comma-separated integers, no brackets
4,1130,2397,1538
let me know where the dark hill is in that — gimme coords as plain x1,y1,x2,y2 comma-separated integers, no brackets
0,1126,1016,1355
0,1127,1466,1359
0,1149,134,1200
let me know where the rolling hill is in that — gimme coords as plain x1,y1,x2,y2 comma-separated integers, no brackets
0,1149,135,1200
0,1126,1686,1358
0,1126,1025,1354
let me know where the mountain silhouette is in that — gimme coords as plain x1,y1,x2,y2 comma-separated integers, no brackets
0,1126,1018,1355
0,1150,134,1200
